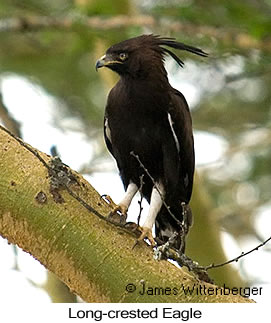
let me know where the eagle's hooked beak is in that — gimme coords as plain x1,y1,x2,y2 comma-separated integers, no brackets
95,54,123,71
95,55,106,71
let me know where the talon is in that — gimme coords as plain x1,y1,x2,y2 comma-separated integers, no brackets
110,203,128,217
137,226,156,247
108,204,127,224
102,195,127,216
101,194,117,208
104,196,128,224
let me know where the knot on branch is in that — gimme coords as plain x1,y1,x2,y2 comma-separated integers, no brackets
48,157,79,203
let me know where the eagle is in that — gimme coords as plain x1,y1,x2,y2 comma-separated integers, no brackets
96,35,207,251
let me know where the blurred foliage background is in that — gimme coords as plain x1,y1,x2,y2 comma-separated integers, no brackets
0,0,270,302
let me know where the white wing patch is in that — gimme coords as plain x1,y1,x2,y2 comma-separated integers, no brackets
167,113,180,153
104,117,112,143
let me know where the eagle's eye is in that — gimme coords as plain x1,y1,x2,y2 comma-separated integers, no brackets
119,52,128,61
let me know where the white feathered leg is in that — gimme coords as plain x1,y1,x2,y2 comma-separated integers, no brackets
138,181,165,246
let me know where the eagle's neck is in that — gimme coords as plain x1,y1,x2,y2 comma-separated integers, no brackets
116,73,170,115
120,65,169,93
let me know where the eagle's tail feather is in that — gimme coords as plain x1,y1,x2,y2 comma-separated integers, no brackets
155,204,193,253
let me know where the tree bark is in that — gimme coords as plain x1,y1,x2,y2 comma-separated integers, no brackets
0,126,253,303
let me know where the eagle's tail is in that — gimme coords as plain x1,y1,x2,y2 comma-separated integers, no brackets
155,204,193,253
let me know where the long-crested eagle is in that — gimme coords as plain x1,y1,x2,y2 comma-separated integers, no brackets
96,35,207,250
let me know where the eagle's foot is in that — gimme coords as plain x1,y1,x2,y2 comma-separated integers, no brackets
111,203,128,216
102,195,127,224
109,203,128,223
137,226,156,247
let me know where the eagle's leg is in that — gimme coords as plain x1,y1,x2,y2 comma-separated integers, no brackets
109,182,138,219
138,182,164,246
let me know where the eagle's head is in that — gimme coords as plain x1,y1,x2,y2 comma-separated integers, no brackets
96,34,207,79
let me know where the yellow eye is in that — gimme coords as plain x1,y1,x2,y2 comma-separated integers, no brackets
119,52,128,61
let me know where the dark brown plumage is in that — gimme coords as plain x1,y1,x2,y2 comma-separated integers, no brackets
96,34,207,250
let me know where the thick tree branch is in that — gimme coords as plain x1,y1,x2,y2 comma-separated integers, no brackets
0,126,253,303
0,15,270,52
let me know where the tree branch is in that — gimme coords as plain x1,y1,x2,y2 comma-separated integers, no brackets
0,15,270,52
203,235,271,271
0,126,253,303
